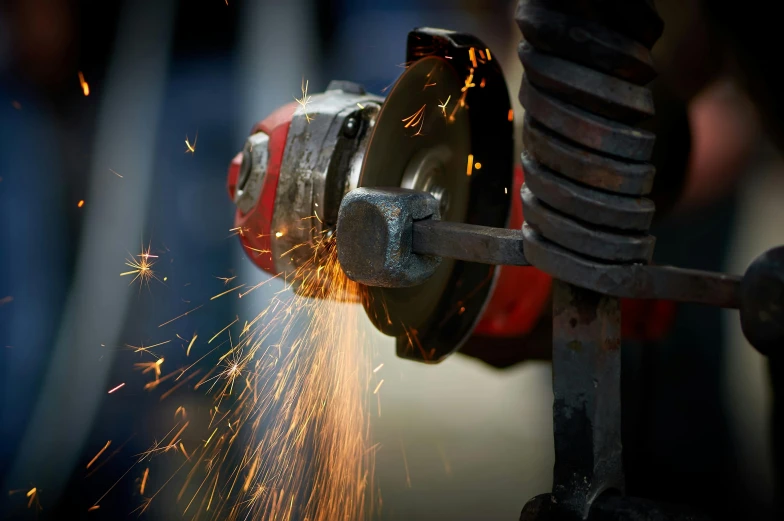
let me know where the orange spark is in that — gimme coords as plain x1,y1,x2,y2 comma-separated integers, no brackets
185,133,197,154
120,243,159,288
508,108,514,122
158,304,203,328
140,467,150,494
461,69,476,92
26,487,38,509
215,275,237,286
107,382,125,394
469,47,477,68
210,284,245,301
78,71,90,96
438,95,451,117
78,199,85,208
475,162,482,170
402,104,426,136
86,440,112,468
466,154,474,176
186,333,197,356
373,379,384,394
88,505,100,512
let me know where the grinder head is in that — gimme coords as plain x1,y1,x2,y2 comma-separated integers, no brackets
227,28,514,362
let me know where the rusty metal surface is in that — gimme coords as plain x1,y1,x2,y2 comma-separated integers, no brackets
412,219,529,266
521,187,655,262
522,224,741,308
522,118,655,196
740,245,784,356
337,188,441,287
334,189,746,308
552,281,624,518
520,78,655,161
519,40,654,123
515,2,656,85
521,154,655,231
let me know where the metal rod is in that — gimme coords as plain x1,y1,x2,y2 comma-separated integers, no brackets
412,219,529,266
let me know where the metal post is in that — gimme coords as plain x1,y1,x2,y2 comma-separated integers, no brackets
551,281,624,519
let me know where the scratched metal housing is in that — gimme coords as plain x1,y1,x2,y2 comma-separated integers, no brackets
271,85,382,295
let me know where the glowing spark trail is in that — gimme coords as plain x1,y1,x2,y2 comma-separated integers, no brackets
402,104,426,136
120,244,158,288
438,95,451,117
185,133,198,154
78,71,90,96
108,383,125,394
295,78,314,123
87,440,112,469
102,221,375,520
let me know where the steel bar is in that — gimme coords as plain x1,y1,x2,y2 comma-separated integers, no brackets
410,219,740,308
412,219,530,266
551,281,624,518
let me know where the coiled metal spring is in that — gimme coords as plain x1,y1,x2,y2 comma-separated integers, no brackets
516,0,664,276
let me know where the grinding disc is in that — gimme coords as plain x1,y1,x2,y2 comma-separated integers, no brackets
359,56,472,337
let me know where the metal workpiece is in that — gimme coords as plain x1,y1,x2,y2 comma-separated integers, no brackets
521,153,655,231
740,246,784,356
522,118,655,196
517,1,663,518
272,89,383,287
413,220,529,266
518,40,655,123
552,281,624,519
234,131,270,215
336,188,441,288
522,224,741,307
521,188,655,263
519,78,656,162
515,2,657,85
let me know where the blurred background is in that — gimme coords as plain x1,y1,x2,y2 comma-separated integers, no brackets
0,0,780,520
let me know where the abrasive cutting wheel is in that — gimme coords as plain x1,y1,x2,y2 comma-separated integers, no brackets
226,28,514,362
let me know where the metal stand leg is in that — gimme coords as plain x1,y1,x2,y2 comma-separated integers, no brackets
552,281,624,519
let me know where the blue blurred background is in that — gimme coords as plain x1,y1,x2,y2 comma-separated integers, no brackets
0,0,780,520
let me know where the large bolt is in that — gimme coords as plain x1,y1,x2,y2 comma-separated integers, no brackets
336,188,441,287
